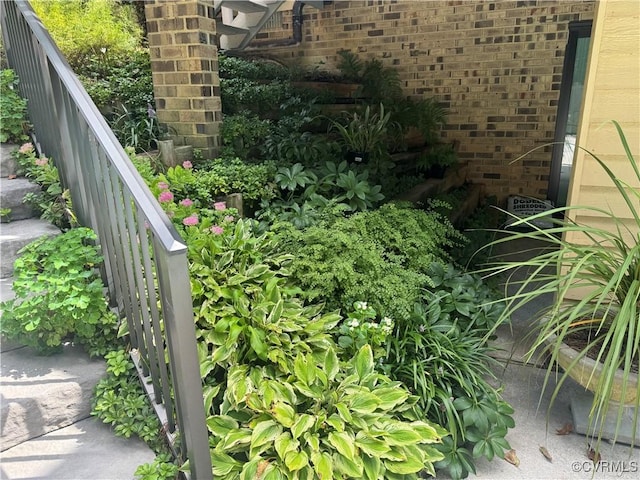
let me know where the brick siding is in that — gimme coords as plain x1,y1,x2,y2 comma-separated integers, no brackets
250,0,596,202
145,0,222,157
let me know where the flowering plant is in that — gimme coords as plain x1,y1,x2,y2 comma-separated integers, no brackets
150,169,238,236
12,143,76,230
336,301,393,361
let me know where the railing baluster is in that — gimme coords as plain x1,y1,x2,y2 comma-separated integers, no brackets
0,2,212,478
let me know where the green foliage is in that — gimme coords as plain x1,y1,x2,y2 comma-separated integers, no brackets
385,263,513,479
208,345,445,479
134,454,179,480
152,161,276,213
92,350,165,452
0,69,29,143
257,161,384,229
112,103,169,152
336,301,394,361
13,143,77,230
0,228,118,356
219,55,291,81
275,203,463,320
417,143,459,173
220,112,273,159
221,77,291,116
181,219,446,477
31,0,142,69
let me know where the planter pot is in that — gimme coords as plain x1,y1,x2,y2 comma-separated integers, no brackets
547,330,640,445
553,334,638,405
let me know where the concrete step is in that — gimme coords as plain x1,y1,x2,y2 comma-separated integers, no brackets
0,218,60,278
0,417,156,479
0,344,107,451
0,143,19,178
0,177,40,222
0,276,15,303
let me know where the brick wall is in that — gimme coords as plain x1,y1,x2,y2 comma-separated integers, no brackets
250,0,596,202
145,0,222,158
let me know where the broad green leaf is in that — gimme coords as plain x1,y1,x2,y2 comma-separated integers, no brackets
239,457,260,480
274,432,298,461
354,344,374,379
312,452,333,480
285,450,309,471
409,420,444,442
324,347,340,382
362,454,382,480
325,414,345,432
355,435,391,456
220,429,252,451
328,431,356,462
349,392,380,414
335,403,353,423
304,432,320,453
291,414,315,439
294,353,316,386
210,450,241,476
206,415,238,437
375,387,410,411
384,449,425,475
333,453,363,478
272,402,296,428
249,326,268,360
251,420,282,450
384,423,423,446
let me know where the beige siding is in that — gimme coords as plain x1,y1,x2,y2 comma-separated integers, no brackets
564,0,640,248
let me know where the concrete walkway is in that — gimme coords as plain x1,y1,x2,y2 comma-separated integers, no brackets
0,341,155,480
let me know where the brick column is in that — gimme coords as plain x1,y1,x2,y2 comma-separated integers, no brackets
145,0,222,158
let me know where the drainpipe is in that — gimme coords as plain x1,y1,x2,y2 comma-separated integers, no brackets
243,0,328,50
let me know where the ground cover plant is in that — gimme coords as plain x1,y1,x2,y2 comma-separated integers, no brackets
0,69,29,143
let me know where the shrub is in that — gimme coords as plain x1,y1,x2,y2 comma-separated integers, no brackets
0,69,29,143
275,203,464,321
31,0,142,69
0,228,118,356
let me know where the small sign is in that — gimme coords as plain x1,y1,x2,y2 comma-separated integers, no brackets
505,196,554,229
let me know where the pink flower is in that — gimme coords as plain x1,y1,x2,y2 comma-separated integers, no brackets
179,198,194,207
19,143,33,154
224,215,235,222
210,225,224,235
182,161,193,169
213,201,226,211
35,157,48,166
182,215,198,226
157,181,169,190
158,191,174,203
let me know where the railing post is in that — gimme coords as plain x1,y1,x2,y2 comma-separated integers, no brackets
154,246,211,479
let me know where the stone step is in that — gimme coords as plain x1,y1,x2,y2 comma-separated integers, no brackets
0,143,19,178
0,344,107,451
0,218,61,278
0,177,40,222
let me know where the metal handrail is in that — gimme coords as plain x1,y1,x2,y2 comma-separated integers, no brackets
0,2,212,478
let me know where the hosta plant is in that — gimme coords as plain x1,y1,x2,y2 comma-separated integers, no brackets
208,345,446,479
182,220,448,478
